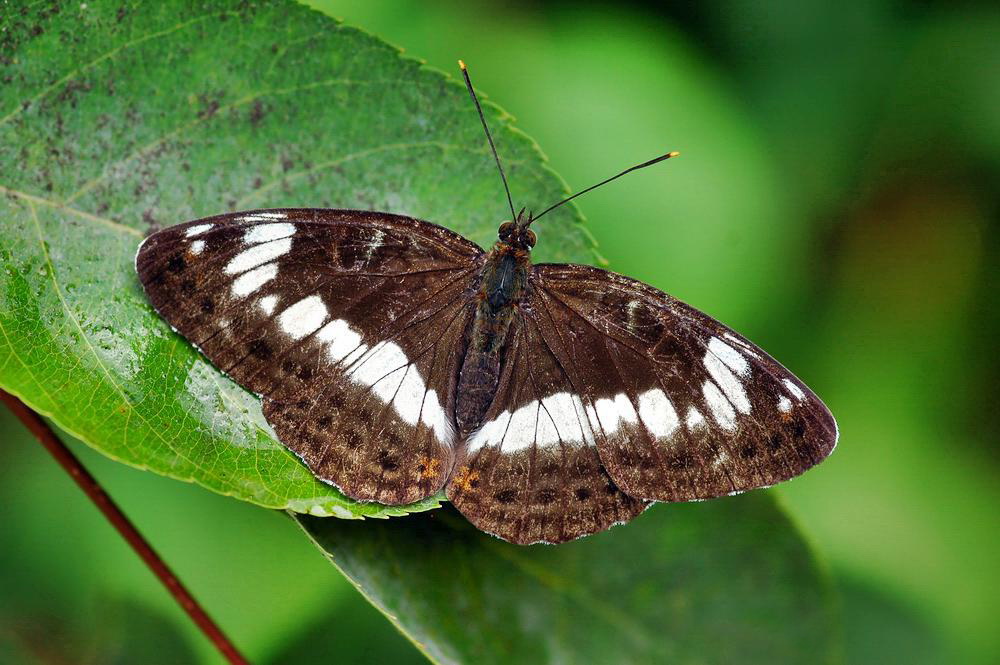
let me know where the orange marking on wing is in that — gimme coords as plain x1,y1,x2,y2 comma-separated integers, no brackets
418,456,441,480
451,466,480,492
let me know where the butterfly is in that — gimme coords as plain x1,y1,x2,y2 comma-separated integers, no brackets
135,62,837,545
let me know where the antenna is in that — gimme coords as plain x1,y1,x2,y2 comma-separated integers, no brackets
530,151,680,223
459,60,517,220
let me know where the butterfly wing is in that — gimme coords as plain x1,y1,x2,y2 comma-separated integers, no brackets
136,209,484,504
447,312,648,545
525,263,838,503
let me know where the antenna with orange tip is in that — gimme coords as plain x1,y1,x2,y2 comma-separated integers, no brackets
529,151,681,223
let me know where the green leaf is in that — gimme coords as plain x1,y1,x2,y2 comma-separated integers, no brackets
0,0,592,517
297,496,838,665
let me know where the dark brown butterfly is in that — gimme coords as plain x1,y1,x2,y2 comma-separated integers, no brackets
135,62,836,545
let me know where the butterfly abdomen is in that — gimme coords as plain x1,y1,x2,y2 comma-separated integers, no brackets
455,243,531,436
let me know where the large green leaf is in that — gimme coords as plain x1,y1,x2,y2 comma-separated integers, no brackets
0,0,592,517
297,496,838,665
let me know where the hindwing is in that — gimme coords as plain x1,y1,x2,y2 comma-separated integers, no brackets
447,309,648,545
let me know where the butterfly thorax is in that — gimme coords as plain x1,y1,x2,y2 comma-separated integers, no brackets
455,236,532,437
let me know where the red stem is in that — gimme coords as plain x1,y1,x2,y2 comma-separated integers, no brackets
1,390,251,665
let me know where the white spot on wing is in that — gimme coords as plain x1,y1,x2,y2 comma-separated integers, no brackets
317,319,362,362
783,379,806,401
615,394,639,425
370,365,407,402
190,239,205,255
584,402,601,435
239,211,288,222
708,337,749,376
278,295,328,339
723,332,762,359
258,295,278,315
351,341,408,386
703,380,737,430
392,365,425,425
420,389,453,443
365,228,386,262
535,407,560,447
467,392,594,452
243,223,295,244
593,393,638,435
571,394,596,445
778,395,792,413
685,406,705,430
225,238,292,274
625,300,641,332
231,263,277,297
467,411,512,452
703,344,751,414
636,388,679,439
313,319,455,445
594,397,621,435
540,392,588,446
184,223,213,237
503,401,539,452
341,344,369,367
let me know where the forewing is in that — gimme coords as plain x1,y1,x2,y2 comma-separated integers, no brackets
529,263,838,502
136,209,483,504
447,314,647,545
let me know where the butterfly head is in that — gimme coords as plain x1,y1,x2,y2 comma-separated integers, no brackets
498,209,536,250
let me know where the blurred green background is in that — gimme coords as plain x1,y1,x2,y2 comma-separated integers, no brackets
2,1,997,663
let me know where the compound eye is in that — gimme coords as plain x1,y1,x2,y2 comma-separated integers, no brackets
498,222,514,239
525,229,537,247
